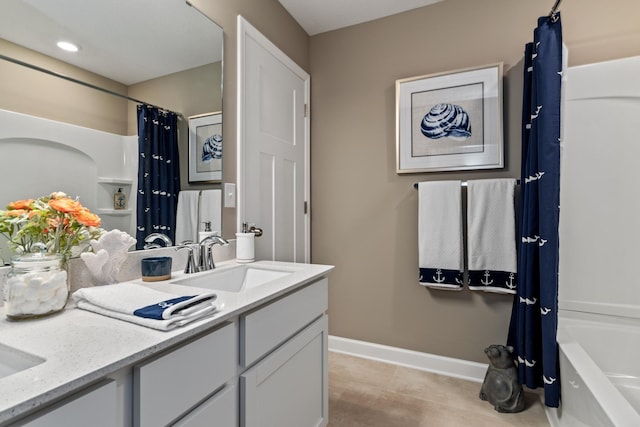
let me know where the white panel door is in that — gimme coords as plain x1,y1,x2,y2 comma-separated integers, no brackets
238,16,310,262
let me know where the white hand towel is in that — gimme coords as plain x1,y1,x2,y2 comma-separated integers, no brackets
200,190,222,235
418,181,464,290
73,284,217,331
467,179,517,294
175,191,200,244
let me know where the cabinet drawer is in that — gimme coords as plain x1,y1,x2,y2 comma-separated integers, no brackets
134,322,237,427
174,382,238,427
15,380,116,427
240,278,328,368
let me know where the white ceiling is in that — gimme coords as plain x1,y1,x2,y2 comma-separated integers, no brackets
0,0,444,84
278,0,444,36
0,0,223,85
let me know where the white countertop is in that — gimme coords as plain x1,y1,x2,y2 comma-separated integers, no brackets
0,260,333,424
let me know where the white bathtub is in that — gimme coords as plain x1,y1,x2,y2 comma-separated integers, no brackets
547,312,640,427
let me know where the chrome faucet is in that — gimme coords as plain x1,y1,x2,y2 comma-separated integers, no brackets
198,234,229,271
143,233,173,249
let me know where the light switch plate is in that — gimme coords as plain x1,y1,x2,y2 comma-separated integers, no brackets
224,183,236,208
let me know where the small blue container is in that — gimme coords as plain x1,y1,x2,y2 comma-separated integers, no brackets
141,257,172,282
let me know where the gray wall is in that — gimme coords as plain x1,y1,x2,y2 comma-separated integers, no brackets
309,0,640,362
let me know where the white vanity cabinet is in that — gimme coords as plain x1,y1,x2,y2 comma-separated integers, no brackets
133,322,238,427
131,277,329,427
0,266,332,427
239,279,329,427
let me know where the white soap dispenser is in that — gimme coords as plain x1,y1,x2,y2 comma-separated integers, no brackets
198,221,213,242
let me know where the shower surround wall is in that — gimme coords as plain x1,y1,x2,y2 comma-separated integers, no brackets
559,56,640,318
552,55,640,426
0,109,137,262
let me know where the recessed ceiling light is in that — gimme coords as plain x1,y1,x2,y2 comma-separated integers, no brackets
57,41,79,52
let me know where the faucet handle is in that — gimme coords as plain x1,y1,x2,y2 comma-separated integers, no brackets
205,244,216,270
175,244,197,274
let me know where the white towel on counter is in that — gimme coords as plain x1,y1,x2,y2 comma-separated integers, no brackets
466,179,517,294
73,284,217,331
174,190,200,244
418,181,464,290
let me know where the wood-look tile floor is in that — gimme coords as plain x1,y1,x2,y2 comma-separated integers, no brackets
328,351,550,427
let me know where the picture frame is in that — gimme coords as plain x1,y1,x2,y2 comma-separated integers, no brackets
396,63,503,173
188,111,222,183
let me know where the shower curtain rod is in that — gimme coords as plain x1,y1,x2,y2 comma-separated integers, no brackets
549,0,562,18
0,54,182,117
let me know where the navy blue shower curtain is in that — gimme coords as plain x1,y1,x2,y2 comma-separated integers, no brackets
136,105,180,249
508,14,563,408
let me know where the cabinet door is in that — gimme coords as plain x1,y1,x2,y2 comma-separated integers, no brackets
240,315,328,427
174,382,238,427
15,380,116,427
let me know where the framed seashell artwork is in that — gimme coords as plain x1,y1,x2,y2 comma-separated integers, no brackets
188,111,223,182
396,63,503,173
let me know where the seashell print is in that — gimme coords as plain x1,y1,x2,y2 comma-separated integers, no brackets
420,103,471,140
202,134,223,161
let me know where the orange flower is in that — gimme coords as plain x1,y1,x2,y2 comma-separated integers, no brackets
49,198,82,214
5,209,28,217
73,208,101,227
7,199,34,210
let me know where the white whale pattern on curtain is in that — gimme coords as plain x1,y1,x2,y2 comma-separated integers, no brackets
507,13,564,408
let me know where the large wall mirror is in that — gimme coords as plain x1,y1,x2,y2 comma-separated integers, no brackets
0,0,224,262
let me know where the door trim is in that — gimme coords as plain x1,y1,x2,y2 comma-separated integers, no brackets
236,15,311,261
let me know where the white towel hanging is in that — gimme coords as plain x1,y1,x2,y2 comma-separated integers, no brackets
199,190,222,236
174,190,221,244
466,179,517,294
418,181,464,290
175,190,200,244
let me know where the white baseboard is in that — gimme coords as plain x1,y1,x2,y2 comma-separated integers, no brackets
328,335,488,383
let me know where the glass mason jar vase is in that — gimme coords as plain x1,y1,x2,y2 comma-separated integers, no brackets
4,252,69,320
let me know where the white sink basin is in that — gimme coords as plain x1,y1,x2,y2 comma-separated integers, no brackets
170,264,296,292
0,343,44,379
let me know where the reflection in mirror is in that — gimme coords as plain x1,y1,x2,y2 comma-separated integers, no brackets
0,0,224,262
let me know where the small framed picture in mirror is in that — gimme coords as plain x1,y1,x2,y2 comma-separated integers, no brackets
188,112,222,182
